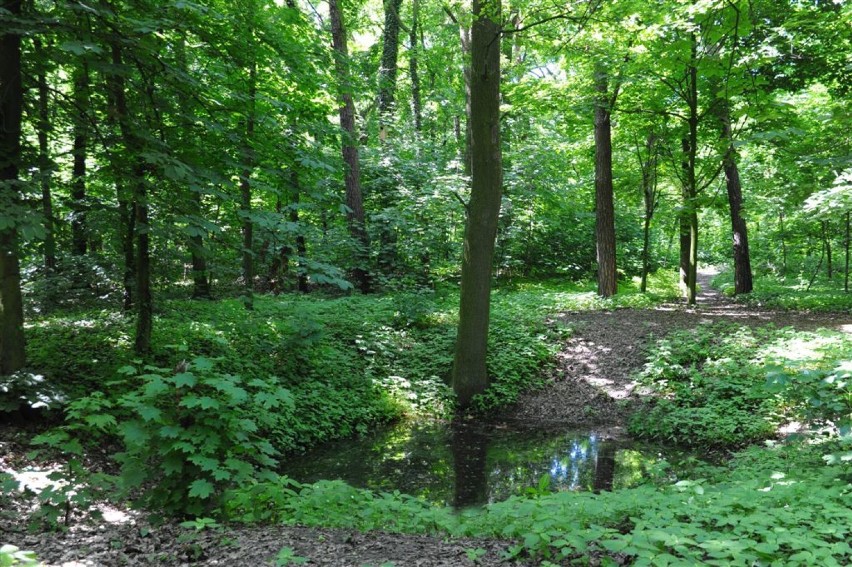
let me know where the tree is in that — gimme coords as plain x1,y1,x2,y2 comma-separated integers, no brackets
240,42,257,310
0,0,26,375
717,99,753,294
329,0,371,293
33,38,56,273
636,131,659,293
451,0,501,409
593,63,617,297
70,61,90,256
378,0,404,136
107,42,152,356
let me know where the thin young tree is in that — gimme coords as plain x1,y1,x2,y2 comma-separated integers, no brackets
109,43,152,355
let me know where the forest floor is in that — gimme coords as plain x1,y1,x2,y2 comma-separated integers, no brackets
3,270,851,567
502,268,850,433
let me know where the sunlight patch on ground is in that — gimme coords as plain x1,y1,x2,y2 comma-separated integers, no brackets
763,335,837,363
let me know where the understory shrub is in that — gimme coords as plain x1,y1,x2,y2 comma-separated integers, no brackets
630,322,851,448
112,357,296,516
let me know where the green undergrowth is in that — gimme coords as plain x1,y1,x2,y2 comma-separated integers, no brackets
629,322,851,447
6,273,679,517
224,439,852,565
712,270,852,311
21,271,680,445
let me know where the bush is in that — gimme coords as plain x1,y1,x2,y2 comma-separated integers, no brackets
113,357,295,516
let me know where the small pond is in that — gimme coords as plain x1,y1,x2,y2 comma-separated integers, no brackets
282,421,703,507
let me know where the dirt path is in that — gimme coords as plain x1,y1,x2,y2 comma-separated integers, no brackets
501,268,852,432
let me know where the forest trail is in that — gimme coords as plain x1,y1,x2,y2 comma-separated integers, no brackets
501,267,852,431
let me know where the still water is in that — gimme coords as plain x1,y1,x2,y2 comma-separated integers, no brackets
282,421,698,507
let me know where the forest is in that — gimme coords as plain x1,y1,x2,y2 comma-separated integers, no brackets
0,0,851,565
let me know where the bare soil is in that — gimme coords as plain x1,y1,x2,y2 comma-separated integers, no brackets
3,270,850,566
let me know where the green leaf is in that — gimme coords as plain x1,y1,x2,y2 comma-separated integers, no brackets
174,372,197,388
137,405,163,423
192,357,214,371
85,414,118,430
188,479,215,500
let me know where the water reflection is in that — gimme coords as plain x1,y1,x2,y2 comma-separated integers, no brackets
451,423,488,508
281,422,693,507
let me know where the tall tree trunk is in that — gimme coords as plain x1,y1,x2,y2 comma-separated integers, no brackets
0,0,26,375
409,0,422,132
376,0,404,272
70,62,90,256
109,44,151,355
34,39,56,273
105,65,135,312
779,211,787,276
451,0,502,409
289,170,309,293
679,138,692,301
844,211,849,293
240,61,256,309
174,37,211,300
330,0,371,293
718,102,753,294
639,133,657,293
118,194,135,312
378,0,403,140
593,66,617,297
189,198,211,299
640,215,652,293
679,36,699,306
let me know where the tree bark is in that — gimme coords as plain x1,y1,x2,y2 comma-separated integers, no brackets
844,211,849,293
118,194,135,312
409,0,422,132
174,37,211,300
779,211,787,276
0,0,26,375
378,0,403,138
34,39,56,273
109,44,151,355
289,171,309,293
679,36,699,306
593,66,617,297
718,101,753,294
240,61,257,309
330,0,371,293
451,0,502,409
639,133,658,293
70,62,90,256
